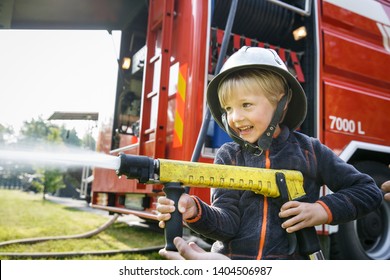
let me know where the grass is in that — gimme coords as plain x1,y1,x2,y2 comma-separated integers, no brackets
0,189,165,260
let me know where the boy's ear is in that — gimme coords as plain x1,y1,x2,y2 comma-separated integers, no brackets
284,89,292,110
278,89,292,111
279,89,292,123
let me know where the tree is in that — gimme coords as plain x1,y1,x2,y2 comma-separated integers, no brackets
42,168,66,199
61,127,82,147
82,133,96,150
18,117,52,143
0,123,14,144
0,123,27,189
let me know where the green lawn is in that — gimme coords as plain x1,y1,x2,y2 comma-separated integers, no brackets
0,189,165,260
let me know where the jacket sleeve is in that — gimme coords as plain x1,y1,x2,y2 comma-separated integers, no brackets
313,138,383,224
184,144,242,241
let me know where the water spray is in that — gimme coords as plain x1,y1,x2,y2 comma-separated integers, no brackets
0,149,120,170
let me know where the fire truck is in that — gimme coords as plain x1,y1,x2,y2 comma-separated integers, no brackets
90,0,390,260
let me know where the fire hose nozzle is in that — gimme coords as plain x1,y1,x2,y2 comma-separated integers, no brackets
116,153,156,183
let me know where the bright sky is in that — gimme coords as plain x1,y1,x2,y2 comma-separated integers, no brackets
0,29,120,139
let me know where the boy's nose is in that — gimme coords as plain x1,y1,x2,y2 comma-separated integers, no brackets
231,110,245,122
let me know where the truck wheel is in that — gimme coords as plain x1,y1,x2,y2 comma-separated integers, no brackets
330,161,390,260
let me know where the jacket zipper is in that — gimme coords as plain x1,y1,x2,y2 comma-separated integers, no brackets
256,149,270,259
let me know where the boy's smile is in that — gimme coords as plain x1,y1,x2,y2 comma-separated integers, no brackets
223,88,278,144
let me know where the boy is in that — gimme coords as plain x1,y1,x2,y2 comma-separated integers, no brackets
157,47,382,259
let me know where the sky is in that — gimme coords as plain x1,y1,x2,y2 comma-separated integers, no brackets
0,29,121,140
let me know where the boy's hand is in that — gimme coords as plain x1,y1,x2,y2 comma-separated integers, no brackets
159,237,230,260
278,201,328,233
156,193,198,228
381,180,390,202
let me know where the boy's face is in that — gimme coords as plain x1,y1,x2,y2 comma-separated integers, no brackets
223,87,277,144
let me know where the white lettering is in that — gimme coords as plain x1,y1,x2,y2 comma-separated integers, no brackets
358,121,366,135
328,116,365,135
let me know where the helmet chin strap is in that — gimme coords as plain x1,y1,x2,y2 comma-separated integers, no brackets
222,92,289,156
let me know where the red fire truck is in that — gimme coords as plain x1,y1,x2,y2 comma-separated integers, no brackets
91,0,390,260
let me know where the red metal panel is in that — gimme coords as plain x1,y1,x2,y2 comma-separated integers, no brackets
323,31,390,86
233,33,241,50
323,81,390,151
244,36,252,46
322,1,383,46
216,28,224,57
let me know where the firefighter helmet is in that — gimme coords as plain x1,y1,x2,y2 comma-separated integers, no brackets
207,46,307,133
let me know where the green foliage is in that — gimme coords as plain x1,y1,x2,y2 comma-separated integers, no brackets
18,117,53,143
61,127,82,147
82,133,96,150
31,178,44,193
0,123,14,144
43,169,66,194
47,126,62,143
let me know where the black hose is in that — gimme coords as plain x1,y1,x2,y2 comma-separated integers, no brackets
0,246,164,259
0,213,120,247
0,213,164,258
212,0,295,45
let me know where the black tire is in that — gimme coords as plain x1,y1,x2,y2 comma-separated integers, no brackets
330,161,390,260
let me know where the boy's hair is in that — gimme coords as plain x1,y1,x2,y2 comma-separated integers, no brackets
218,69,286,108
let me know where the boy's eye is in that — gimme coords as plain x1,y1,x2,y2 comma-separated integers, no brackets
243,103,251,108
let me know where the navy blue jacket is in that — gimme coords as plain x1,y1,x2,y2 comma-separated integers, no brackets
185,126,382,259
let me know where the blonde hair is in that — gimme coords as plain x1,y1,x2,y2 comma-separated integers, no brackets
218,69,287,108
